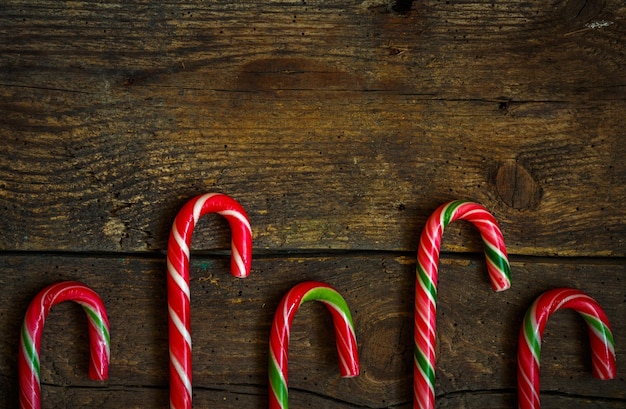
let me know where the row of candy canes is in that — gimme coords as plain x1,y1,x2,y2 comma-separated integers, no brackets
17,282,615,409
414,201,615,409
16,193,616,409
164,193,360,409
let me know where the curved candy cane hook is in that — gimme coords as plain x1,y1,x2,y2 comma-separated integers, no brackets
414,200,511,409
517,288,616,409
268,281,360,409
167,193,253,409
18,281,110,409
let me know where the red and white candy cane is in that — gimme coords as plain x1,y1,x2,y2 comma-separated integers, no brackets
414,200,511,409
167,193,253,409
517,288,616,409
18,281,110,409
268,281,360,409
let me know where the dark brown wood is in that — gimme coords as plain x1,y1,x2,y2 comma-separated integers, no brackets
1,0,624,408
5,388,626,409
1,0,625,256
0,254,624,408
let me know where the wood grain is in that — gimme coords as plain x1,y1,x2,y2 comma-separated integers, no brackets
0,1,624,408
0,254,624,408
1,0,625,256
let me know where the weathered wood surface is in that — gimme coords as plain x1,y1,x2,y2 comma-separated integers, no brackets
1,0,625,256
0,254,624,408
1,0,625,408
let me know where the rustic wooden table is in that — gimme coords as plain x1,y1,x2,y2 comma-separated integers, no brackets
1,1,624,408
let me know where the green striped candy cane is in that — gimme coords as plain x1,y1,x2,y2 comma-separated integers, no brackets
269,281,360,409
415,200,511,409
517,288,616,409
18,281,110,409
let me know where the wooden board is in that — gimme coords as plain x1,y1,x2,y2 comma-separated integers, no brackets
1,0,625,256
0,99,624,256
0,0,624,408
0,254,624,408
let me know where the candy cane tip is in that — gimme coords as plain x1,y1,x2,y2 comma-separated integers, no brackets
230,263,250,278
493,283,511,293
233,271,249,279
89,371,108,381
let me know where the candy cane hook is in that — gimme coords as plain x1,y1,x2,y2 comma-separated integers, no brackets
517,288,616,409
167,193,253,409
269,281,360,409
414,200,511,409
18,281,110,409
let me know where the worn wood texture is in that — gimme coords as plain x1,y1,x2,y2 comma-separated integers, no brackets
1,0,625,408
1,0,625,256
0,254,624,408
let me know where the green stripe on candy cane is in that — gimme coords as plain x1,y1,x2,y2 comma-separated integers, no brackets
301,287,355,326
580,312,616,378
417,264,437,303
581,312,615,349
20,324,40,380
268,349,289,409
414,346,435,387
483,242,511,282
522,305,542,365
84,306,111,347
441,200,464,225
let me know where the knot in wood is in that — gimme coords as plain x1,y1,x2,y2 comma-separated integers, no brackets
495,161,541,210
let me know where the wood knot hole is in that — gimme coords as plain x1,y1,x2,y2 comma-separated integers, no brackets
392,0,414,14
495,162,541,210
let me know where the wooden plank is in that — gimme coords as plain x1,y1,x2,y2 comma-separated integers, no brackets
0,253,624,407
1,4,625,409
0,99,623,255
1,1,625,256
3,387,626,409
1,0,624,101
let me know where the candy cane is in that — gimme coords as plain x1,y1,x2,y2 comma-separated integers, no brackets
414,200,511,409
517,288,616,409
167,192,253,409
269,281,360,409
18,281,110,409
